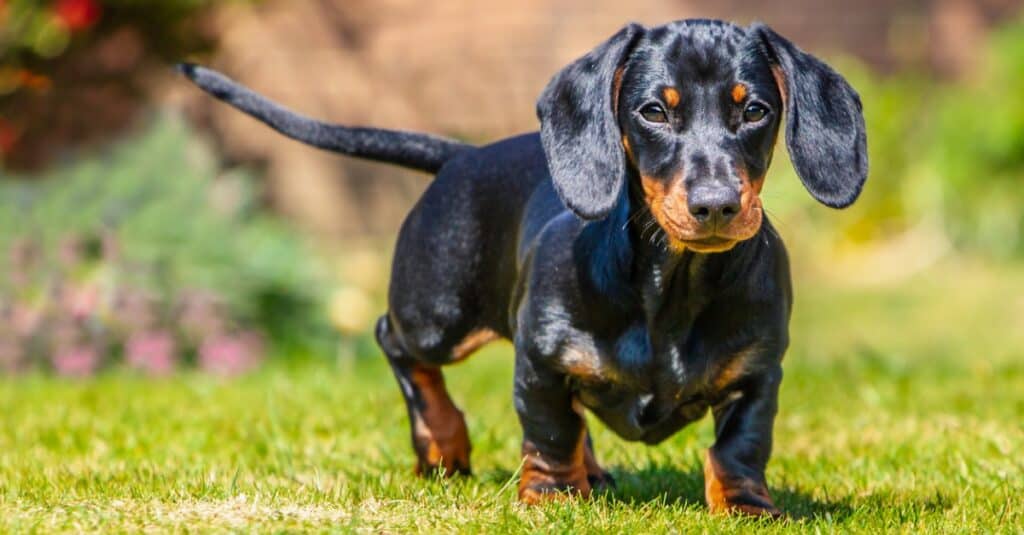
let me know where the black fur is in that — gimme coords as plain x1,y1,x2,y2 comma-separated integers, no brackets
536,23,644,220
176,63,469,173
180,19,867,515
753,25,868,208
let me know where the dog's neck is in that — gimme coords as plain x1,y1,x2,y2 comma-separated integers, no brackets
577,182,764,323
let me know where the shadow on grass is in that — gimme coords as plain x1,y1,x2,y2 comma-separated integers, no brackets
611,464,866,521
487,463,855,520
608,465,955,522
480,463,953,522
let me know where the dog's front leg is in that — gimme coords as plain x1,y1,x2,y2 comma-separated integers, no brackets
513,346,591,504
705,364,783,517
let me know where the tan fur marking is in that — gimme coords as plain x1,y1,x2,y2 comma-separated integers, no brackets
704,450,729,513
713,343,761,391
409,367,470,475
704,449,780,516
612,65,626,114
769,65,787,110
640,175,692,252
731,83,748,104
569,398,610,486
452,328,499,362
636,146,765,252
582,429,607,483
562,347,614,382
519,432,591,504
663,87,681,108
582,441,602,475
766,64,788,165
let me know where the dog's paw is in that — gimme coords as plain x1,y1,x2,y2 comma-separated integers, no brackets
517,449,592,504
710,495,783,518
415,457,472,478
413,440,472,477
518,477,592,505
704,450,781,518
412,412,472,477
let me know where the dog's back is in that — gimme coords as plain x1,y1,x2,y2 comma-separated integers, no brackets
386,133,555,357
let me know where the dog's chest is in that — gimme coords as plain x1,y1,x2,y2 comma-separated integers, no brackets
560,323,717,443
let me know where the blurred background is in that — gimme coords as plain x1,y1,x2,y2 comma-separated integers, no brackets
1,0,1023,376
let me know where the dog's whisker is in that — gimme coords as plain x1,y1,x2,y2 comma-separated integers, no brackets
640,219,657,241
762,208,789,238
624,208,649,230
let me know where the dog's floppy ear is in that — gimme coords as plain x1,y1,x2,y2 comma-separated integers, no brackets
752,24,868,208
537,23,645,220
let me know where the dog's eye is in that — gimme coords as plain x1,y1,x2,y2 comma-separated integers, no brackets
743,102,769,123
640,104,668,124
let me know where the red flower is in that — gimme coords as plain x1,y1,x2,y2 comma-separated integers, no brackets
53,0,101,31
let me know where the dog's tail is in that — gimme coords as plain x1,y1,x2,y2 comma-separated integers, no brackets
176,63,471,174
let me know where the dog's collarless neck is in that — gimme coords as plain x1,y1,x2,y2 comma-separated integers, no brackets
577,193,719,315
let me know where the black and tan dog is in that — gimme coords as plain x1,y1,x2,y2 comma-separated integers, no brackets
180,18,866,516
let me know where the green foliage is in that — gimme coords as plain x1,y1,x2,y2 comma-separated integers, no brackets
0,114,336,358
770,18,1024,258
927,20,1024,256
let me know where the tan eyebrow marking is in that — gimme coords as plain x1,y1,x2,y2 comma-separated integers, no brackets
662,87,680,108
731,83,747,103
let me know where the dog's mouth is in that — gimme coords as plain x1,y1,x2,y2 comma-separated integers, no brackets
642,180,764,254
659,216,759,254
680,235,738,253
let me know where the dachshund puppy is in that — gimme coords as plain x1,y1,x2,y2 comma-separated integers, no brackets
180,18,867,516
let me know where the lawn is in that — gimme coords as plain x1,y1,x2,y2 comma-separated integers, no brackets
1,260,1022,533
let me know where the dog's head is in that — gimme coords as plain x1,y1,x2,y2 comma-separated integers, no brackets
537,20,867,253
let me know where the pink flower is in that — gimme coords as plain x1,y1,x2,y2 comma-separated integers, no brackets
198,331,264,376
52,344,101,377
124,330,177,376
61,284,100,320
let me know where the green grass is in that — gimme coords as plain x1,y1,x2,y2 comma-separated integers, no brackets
1,260,1023,533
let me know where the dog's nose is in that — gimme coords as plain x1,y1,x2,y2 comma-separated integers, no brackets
687,187,741,228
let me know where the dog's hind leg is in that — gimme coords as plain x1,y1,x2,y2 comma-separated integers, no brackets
375,314,490,476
